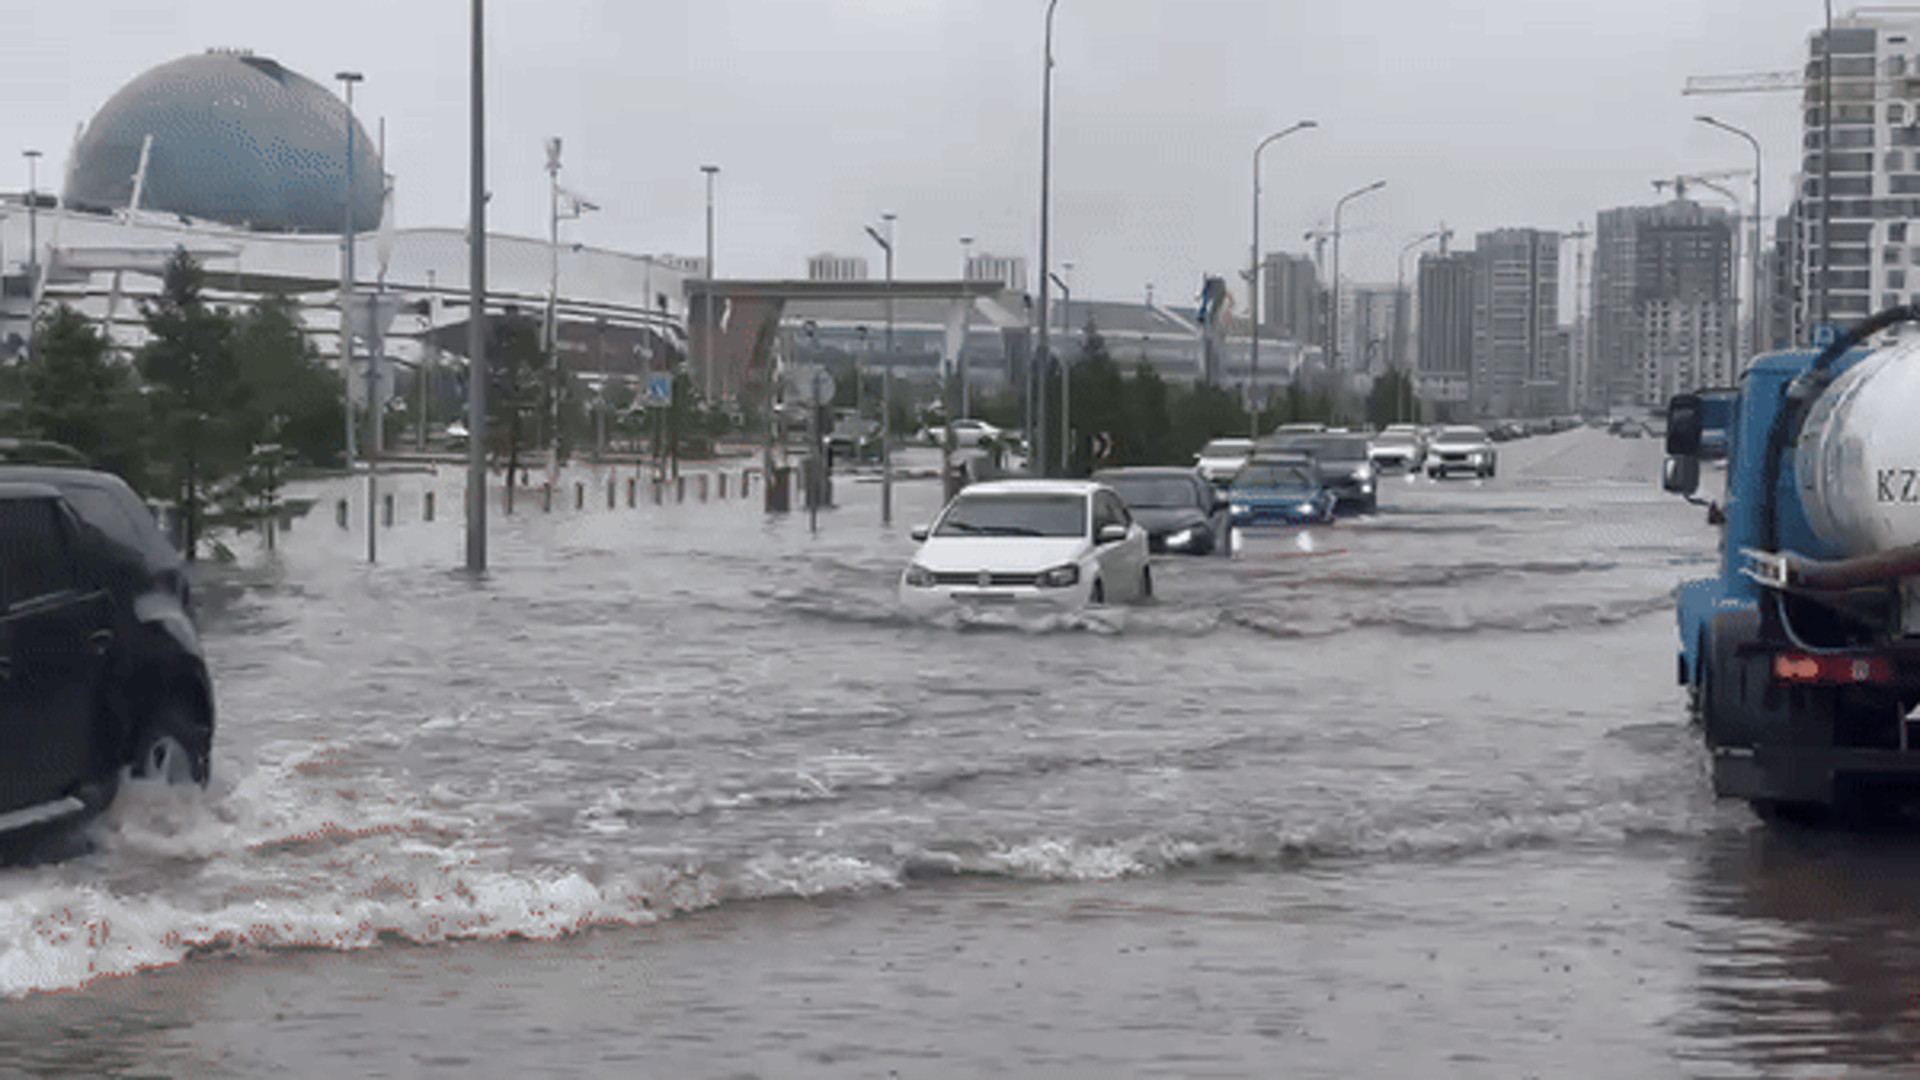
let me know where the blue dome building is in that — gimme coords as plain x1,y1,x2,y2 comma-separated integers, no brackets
63,50,383,235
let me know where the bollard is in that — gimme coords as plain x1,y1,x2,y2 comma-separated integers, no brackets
424,491,436,522
575,482,585,510
627,477,637,507
382,493,394,527
699,474,710,502
718,473,728,499
607,479,616,509
542,483,553,513
652,479,664,505
676,476,686,503
765,466,791,513
336,498,349,529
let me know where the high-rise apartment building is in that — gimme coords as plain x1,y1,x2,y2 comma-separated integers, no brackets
807,254,869,282
1260,252,1324,347
1416,251,1476,410
1593,200,1737,408
1787,10,1920,338
1471,228,1560,417
965,253,1028,292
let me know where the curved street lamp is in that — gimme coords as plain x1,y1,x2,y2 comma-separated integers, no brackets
1036,0,1061,476
1248,120,1317,438
1329,179,1386,373
1696,114,1764,359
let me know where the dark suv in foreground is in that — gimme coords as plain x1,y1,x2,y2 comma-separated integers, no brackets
0,454,212,836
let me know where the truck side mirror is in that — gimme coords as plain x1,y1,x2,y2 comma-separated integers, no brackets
1666,393,1703,457
1663,454,1700,496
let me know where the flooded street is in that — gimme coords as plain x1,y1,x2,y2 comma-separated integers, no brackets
0,429,1914,1077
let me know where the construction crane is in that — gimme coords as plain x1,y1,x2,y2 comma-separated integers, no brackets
1651,168,1753,201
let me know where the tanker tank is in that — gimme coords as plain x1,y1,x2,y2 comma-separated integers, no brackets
1794,333,1920,558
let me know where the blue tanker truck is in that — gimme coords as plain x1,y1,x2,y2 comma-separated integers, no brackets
1665,307,1920,823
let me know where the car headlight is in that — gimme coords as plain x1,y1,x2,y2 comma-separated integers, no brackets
1230,501,1249,515
903,563,936,588
1354,464,1373,482
1166,525,1203,548
1037,563,1080,588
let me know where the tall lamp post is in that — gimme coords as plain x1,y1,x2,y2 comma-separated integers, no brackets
336,71,363,472
1035,0,1062,477
1050,265,1071,472
1395,229,1444,422
864,213,896,524
1248,120,1317,438
959,235,974,418
465,0,487,573
544,136,598,461
1329,179,1386,374
1696,114,1764,359
701,163,719,405
21,148,40,366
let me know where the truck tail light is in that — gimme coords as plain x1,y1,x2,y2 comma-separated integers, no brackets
1772,652,1894,685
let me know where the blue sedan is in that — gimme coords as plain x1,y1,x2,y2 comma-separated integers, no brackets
1226,458,1337,526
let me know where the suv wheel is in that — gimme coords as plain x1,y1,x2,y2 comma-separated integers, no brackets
132,701,211,787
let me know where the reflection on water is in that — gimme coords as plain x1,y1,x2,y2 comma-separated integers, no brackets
1681,823,1920,1074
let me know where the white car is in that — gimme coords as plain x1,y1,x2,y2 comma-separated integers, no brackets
899,479,1152,613
924,418,1003,448
1193,437,1256,485
1425,425,1498,479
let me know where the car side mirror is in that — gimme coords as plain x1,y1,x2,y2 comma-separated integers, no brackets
910,525,929,541
1097,523,1128,544
1662,454,1700,497
1665,393,1703,457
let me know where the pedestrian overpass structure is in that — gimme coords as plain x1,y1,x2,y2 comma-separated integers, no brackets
682,278,1030,408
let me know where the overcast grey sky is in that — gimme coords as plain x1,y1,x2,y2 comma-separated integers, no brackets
3,0,1830,307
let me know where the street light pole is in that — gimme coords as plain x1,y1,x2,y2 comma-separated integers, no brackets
1330,179,1386,374
21,148,40,366
1396,229,1443,422
864,213,896,524
465,0,487,573
701,163,719,405
336,72,363,473
1249,120,1317,438
959,235,973,418
1696,114,1765,360
1036,0,1061,477
1052,266,1071,473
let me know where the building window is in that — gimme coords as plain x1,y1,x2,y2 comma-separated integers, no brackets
1892,270,1909,290
1895,103,1911,125
1896,222,1912,242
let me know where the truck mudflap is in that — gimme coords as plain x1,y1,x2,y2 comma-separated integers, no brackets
1715,745,1920,806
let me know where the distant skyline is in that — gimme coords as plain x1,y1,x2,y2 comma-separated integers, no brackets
1,0,1832,308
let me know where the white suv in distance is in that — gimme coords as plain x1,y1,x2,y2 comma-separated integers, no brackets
1193,438,1255,486
1425,425,1498,479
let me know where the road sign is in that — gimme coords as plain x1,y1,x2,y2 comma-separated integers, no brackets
643,374,674,407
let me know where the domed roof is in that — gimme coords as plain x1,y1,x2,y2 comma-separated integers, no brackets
64,50,382,235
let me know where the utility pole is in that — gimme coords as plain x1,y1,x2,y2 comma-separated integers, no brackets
1035,0,1061,477
864,213,896,524
1249,121,1317,438
336,71,363,473
701,164,720,405
21,148,39,366
465,0,488,574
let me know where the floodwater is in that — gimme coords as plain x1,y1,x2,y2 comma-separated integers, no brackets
0,430,1914,1078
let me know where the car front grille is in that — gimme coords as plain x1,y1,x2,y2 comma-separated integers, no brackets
931,571,1041,587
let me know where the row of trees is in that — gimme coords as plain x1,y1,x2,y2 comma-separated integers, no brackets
5,251,345,558
962,321,1419,476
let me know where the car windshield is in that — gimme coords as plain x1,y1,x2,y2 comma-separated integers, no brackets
1102,476,1197,509
1232,464,1315,493
935,493,1086,538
